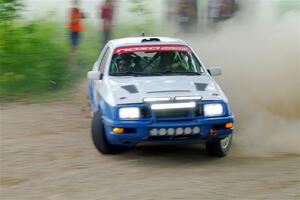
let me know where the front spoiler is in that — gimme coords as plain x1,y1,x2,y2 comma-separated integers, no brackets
103,116,234,146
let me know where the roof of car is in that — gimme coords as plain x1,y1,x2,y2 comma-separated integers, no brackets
108,37,188,49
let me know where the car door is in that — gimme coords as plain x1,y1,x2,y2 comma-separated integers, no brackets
89,47,112,112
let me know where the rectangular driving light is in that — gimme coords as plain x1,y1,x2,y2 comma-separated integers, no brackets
119,107,141,119
175,96,202,101
151,102,196,110
144,97,171,102
203,103,223,116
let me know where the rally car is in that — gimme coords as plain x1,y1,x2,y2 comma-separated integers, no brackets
87,37,234,157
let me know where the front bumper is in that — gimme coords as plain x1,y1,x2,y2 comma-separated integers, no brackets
103,115,234,146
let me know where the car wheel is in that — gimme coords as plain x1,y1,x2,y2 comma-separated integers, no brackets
91,111,123,154
206,134,232,157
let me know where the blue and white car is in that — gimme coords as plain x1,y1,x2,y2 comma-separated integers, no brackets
88,37,234,156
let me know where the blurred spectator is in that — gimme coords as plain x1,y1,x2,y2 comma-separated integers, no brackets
219,0,238,20
208,0,238,23
177,0,198,32
100,0,114,46
68,0,85,53
208,0,221,23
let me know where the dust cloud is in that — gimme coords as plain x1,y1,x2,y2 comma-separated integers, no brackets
187,7,300,156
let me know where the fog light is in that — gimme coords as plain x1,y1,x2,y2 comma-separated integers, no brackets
225,122,234,129
184,127,192,135
159,128,167,136
193,127,200,134
150,129,158,136
176,128,184,135
167,128,175,136
112,128,124,134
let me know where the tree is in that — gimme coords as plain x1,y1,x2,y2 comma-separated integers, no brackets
0,0,23,23
129,0,150,17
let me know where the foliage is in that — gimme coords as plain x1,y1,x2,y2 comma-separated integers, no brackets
129,0,150,15
0,0,23,22
0,22,71,99
0,0,161,101
276,0,300,15
114,19,160,38
124,0,158,37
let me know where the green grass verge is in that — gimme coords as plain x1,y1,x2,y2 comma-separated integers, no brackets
0,19,161,102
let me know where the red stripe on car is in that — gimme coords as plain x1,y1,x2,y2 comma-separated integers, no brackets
114,44,191,54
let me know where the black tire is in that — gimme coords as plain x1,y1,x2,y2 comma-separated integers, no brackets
206,134,232,157
91,111,123,154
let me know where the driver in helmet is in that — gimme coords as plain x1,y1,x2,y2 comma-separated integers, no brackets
159,51,186,72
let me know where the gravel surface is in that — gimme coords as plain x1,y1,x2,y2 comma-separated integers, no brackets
1,101,299,200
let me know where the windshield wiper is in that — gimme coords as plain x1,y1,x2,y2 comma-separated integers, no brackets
139,72,164,76
110,72,140,76
111,71,202,77
161,71,202,76
110,72,163,77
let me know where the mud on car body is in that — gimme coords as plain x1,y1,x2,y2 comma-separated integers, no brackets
88,37,234,156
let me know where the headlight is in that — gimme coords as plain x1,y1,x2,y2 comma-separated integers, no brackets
203,103,223,116
119,107,141,119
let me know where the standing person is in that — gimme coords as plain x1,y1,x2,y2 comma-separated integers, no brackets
219,0,231,20
208,0,221,23
68,0,85,53
100,0,114,46
177,0,196,33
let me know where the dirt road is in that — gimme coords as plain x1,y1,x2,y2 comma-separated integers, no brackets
0,100,299,200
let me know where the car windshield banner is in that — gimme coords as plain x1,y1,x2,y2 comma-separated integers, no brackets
114,45,192,54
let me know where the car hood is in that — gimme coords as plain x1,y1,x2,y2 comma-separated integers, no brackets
108,76,224,105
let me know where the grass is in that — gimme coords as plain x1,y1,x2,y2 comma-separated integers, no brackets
0,19,161,103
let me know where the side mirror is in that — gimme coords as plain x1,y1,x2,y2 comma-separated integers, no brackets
87,71,102,80
207,67,222,76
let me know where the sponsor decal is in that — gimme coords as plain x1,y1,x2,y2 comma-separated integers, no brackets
114,45,191,54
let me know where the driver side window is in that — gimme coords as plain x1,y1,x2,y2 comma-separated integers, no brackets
99,47,111,73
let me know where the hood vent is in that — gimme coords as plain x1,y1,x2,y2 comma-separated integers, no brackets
121,85,139,94
194,83,208,91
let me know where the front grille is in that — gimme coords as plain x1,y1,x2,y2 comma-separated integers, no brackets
141,107,151,118
140,104,203,120
153,108,191,119
197,104,204,116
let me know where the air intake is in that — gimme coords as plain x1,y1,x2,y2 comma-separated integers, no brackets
121,85,138,94
194,83,208,91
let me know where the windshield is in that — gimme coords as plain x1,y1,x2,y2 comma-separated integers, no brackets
109,45,204,76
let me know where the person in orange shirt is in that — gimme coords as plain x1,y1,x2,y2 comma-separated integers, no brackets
69,0,85,53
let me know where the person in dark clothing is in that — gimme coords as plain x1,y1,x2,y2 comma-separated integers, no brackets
177,0,197,32
100,0,114,46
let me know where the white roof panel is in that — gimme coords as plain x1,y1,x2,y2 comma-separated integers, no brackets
108,37,188,49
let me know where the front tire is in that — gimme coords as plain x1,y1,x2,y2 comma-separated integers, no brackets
206,134,232,157
91,111,123,154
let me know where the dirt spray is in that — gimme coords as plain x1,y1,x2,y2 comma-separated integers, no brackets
187,3,300,156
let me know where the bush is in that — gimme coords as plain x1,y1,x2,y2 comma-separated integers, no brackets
0,13,161,101
277,0,300,16
0,22,71,98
